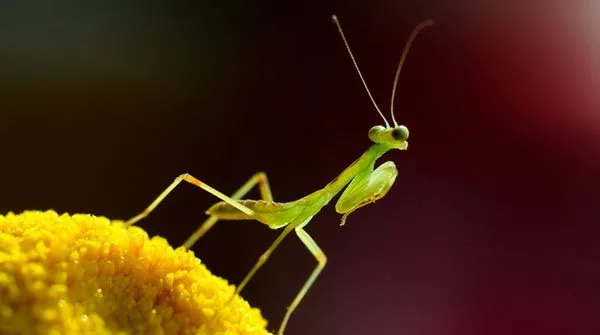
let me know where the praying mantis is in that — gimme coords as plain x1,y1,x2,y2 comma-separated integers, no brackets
126,14,433,335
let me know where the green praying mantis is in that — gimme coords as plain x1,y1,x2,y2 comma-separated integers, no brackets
126,14,434,335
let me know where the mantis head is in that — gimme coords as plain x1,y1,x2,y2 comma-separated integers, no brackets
368,125,409,150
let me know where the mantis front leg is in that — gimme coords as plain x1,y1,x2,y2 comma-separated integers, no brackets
335,161,398,225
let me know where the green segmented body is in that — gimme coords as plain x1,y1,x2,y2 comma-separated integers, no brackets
206,143,393,229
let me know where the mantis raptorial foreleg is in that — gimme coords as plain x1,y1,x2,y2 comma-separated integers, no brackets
182,172,273,249
336,161,398,225
126,173,269,234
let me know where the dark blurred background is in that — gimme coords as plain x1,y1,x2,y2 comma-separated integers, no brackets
1,1,599,334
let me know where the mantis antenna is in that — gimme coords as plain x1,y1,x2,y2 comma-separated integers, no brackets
331,14,389,128
389,19,434,126
332,15,434,128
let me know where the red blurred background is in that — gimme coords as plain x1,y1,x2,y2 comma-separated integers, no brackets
1,1,599,334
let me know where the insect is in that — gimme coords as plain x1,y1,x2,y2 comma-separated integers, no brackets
126,14,433,335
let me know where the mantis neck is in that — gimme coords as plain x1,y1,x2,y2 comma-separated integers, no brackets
324,143,391,197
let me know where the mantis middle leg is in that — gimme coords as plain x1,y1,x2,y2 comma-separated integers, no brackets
278,224,327,335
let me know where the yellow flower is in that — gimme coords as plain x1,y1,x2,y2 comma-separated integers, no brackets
0,211,271,335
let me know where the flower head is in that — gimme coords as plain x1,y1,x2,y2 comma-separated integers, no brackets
0,210,271,335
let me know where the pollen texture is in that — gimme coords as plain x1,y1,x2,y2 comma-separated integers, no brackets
0,211,271,335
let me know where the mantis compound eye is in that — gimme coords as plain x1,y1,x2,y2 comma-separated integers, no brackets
391,126,409,141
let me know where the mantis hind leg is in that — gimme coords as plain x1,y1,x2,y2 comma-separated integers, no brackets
183,172,273,249
335,161,398,225
126,173,272,247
